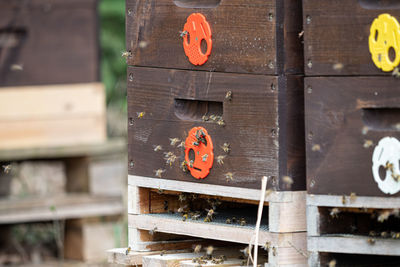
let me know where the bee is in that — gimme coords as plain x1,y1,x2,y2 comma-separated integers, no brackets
160,250,166,256
125,246,131,255
332,63,344,71
385,161,394,172
121,51,132,59
366,238,375,245
262,241,271,251
240,245,251,257
202,115,209,121
209,115,217,121
298,30,304,38
153,145,162,152
177,205,187,213
182,213,188,221
328,259,337,267
10,64,23,71
377,210,391,222
282,175,293,186
350,192,357,202
180,161,189,172
216,119,226,126
225,91,232,101
178,193,187,202
311,144,321,151
204,216,212,222
138,41,148,48
2,165,12,174
330,208,340,218
191,213,201,220
177,141,185,149
363,140,373,148
206,246,214,259
154,169,165,178
216,155,226,165
221,143,230,153
206,208,216,219
395,123,400,131
272,247,277,256
392,232,400,239
392,67,400,78
165,153,177,166
179,30,188,38
361,126,369,135
169,138,181,146
239,218,247,226
193,244,202,253
157,188,164,194
226,218,231,224
137,111,145,118
369,231,377,237
202,154,208,162
265,188,274,197
225,172,233,182
392,173,400,181
341,195,347,205
148,227,157,236
381,231,389,238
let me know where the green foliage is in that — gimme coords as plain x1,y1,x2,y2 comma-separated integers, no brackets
99,0,127,111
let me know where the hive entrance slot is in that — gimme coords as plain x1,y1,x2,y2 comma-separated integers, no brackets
362,108,400,131
173,0,221,8
358,0,400,9
174,99,223,121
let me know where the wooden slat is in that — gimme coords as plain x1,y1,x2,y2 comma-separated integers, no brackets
0,138,125,161
303,0,400,76
305,76,400,197
0,83,105,120
308,235,400,256
126,0,303,75
0,116,106,149
0,194,123,224
307,194,400,209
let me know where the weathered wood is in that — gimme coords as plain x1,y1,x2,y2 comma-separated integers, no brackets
64,218,125,262
303,0,400,76
308,194,400,209
126,0,303,75
0,0,99,86
128,67,305,191
142,252,202,267
305,76,400,197
0,194,123,224
0,138,125,161
0,83,106,149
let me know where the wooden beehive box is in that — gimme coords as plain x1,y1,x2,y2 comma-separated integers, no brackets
303,0,400,76
0,0,99,86
126,0,303,75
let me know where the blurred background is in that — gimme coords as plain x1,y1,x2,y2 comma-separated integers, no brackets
0,0,127,266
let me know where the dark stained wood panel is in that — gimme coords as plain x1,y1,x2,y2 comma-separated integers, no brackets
126,0,303,75
0,0,99,86
128,67,305,190
303,0,400,76
305,76,400,197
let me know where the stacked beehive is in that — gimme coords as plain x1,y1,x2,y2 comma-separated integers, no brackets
303,1,400,265
0,0,126,263
125,0,307,266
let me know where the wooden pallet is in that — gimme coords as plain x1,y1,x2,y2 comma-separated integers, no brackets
123,175,307,267
307,194,400,266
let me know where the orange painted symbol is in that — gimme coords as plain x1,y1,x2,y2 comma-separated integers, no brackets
182,13,212,66
184,127,214,179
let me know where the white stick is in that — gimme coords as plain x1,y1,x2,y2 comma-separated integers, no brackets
253,176,268,267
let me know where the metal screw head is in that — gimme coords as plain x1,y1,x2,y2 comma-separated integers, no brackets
306,15,312,24
129,161,134,168
129,73,134,82
129,117,134,126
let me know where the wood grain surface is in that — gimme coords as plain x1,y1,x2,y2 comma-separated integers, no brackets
126,0,303,75
305,76,400,197
128,67,305,190
303,0,400,76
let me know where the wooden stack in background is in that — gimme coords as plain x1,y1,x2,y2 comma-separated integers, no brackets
0,0,127,264
109,0,308,266
303,1,400,265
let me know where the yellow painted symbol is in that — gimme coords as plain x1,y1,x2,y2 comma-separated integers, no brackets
369,14,400,72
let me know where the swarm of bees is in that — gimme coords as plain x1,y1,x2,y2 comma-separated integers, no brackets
202,114,225,126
